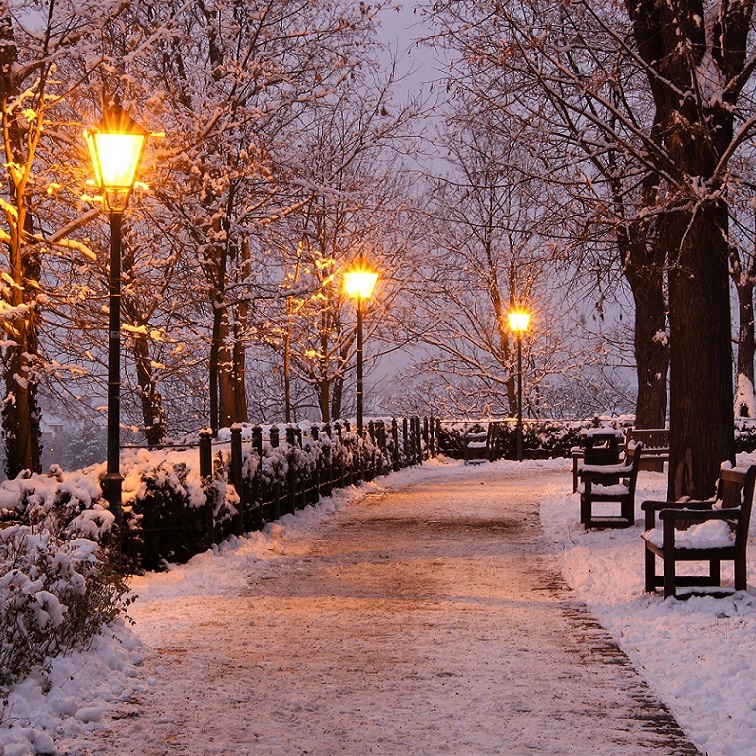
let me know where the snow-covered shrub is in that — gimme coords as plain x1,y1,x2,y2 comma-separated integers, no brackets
130,460,231,571
0,525,133,708
437,417,634,459
735,418,756,453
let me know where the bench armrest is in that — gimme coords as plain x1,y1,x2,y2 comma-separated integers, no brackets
659,506,741,523
641,498,715,528
641,499,714,511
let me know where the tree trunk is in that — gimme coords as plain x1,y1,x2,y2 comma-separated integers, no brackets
215,307,236,428
665,203,735,500
623,238,668,429
132,332,167,447
209,302,236,432
331,374,343,422
232,324,248,425
2,198,42,478
232,240,250,424
735,279,755,418
3,316,42,477
625,0,747,498
318,377,331,422
0,10,41,477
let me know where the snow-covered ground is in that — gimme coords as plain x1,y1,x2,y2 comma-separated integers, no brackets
2,455,756,755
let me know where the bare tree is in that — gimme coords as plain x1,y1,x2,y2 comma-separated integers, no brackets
428,0,756,496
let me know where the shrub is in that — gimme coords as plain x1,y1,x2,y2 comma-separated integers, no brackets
0,525,133,711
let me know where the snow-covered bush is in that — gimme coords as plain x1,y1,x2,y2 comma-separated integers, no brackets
0,525,133,709
437,417,635,459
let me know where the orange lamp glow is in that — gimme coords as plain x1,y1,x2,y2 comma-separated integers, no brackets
85,102,147,212
344,269,379,300
508,309,531,333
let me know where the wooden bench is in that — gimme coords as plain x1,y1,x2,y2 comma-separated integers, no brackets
463,422,500,465
578,442,643,529
571,428,625,492
641,464,756,599
625,428,669,472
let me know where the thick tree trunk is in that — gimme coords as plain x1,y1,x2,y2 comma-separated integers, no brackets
625,0,748,498
623,240,668,429
665,203,735,500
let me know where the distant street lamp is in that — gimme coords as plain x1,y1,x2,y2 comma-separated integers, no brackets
508,309,531,461
85,100,148,532
344,267,379,436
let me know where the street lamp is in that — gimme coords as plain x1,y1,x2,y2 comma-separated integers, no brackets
85,100,148,532
508,309,531,461
344,267,379,436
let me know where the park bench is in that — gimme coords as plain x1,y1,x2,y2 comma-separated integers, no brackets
463,421,500,465
571,428,625,492
641,463,756,599
625,428,669,472
578,442,644,529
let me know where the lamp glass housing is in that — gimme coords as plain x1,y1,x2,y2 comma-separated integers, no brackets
508,310,531,333
344,270,379,300
85,106,147,212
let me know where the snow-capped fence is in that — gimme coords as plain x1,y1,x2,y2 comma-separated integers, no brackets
435,417,623,460
129,416,436,571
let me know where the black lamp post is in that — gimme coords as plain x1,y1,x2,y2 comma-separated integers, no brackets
85,101,148,531
344,267,378,436
508,309,531,461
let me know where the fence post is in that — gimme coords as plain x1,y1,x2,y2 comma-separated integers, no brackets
413,417,421,464
376,420,385,476
323,423,333,497
423,417,429,460
417,417,424,463
310,426,321,504
249,426,263,530
199,429,213,479
230,424,244,535
367,421,376,482
285,426,297,514
270,425,280,448
199,429,214,547
252,425,263,457
392,418,400,471
401,418,409,469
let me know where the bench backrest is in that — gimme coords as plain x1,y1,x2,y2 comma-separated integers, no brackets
714,465,756,554
716,464,756,512
625,441,644,496
626,428,669,451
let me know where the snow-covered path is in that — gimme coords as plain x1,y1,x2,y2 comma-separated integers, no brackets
65,463,696,755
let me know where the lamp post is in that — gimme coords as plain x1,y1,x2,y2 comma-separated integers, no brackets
85,101,148,532
508,309,531,461
344,267,379,436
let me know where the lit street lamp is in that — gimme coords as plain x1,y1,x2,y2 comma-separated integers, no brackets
508,309,531,461
344,267,379,436
85,100,148,532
